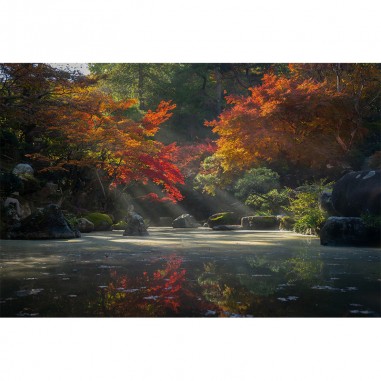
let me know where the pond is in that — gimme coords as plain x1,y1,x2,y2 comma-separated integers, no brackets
0,228,380,317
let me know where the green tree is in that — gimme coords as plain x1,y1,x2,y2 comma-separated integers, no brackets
234,167,280,201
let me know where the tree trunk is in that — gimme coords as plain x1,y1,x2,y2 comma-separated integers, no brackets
138,64,145,110
215,66,222,114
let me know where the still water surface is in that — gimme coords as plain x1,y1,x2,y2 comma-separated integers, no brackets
1,228,380,317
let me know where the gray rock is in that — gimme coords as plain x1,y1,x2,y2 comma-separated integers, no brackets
320,217,380,246
5,204,80,240
77,218,94,233
172,214,201,228
12,163,34,177
331,170,381,217
123,212,149,236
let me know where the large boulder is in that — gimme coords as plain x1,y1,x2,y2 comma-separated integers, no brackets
320,217,380,246
172,214,201,228
331,170,381,217
123,211,149,236
241,216,280,230
5,204,80,239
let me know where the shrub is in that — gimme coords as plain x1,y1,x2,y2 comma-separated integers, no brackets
65,214,79,230
279,216,296,231
245,188,290,215
234,167,280,201
285,180,333,235
361,213,381,231
85,212,113,231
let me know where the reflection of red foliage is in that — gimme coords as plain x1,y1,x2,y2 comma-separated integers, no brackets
101,255,187,316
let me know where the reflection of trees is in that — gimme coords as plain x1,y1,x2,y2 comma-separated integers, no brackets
97,247,324,317
198,262,253,315
284,250,323,284
246,248,323,285
197,248,324,314
97,255,217,317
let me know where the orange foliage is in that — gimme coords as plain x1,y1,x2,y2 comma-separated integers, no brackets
35,81,184,201
207,65,381,173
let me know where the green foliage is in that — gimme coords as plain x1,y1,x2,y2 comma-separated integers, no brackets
66,216,79,229
234,167,280,201
279,216,296,231
245,188,290,216
112,220,128,230
85,212,113,231
285,180,333,235
194,156,227,195
361,213,381,230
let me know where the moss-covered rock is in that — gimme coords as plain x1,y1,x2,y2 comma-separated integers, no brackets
84,212,113,231
241,216,279,230
207,212,239,228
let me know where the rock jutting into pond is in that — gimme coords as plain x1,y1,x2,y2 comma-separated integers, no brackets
319,170,381,247
172,214,201,228
123,208,149,236
331,170,381,217
320,217,380,247
4,204,80,240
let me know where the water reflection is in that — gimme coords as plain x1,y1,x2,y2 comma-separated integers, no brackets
1,237,380,317
96,255,217,317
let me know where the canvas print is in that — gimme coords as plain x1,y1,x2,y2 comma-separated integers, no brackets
0,63,380,317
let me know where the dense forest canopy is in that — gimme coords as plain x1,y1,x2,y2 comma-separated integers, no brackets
1,63,380,222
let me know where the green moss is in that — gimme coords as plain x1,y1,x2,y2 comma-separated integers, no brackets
208,212,238,227
361,213,381,230
85,212,113,231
